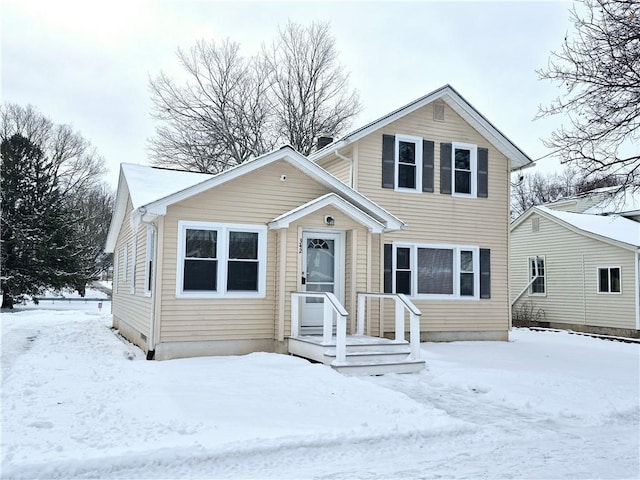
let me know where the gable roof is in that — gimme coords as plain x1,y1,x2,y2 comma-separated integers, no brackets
105,146,404,252
309,84,533,170
511,206,640,250
268,193,386,233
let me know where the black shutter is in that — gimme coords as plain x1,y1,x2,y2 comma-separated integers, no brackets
383,243,392,293
382,135,395,189
480,248,491,299
440,143,452,194
478,147,489,198
422,140,434,192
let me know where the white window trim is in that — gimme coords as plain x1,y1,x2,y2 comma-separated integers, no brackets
597,265,622,295
114,249,119,294
528,256,546,296
130,237,137,294
392,242,480,300
176,221,267,299
394,134,423,193
123,244,129,284
144,227,155,297
451,142,477,198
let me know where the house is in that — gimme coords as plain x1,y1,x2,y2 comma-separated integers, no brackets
510,188,640,338
105,84,532,374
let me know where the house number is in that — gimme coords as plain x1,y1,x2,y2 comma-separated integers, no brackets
298,238,303,253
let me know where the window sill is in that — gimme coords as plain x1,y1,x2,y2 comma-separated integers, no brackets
527,293,546,297
176,291,266,299
597,291,622,295
452,192,477,199
410,294,479,301
394,187,423,194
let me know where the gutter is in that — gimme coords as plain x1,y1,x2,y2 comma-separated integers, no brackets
333,149,353,188
137,206,158,360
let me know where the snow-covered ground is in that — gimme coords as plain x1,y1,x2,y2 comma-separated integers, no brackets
1,307,638,479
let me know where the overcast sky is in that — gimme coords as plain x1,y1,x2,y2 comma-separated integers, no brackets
2,0,572,188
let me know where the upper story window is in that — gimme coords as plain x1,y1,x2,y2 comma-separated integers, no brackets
440,143,488,198
598,267,621,294
528,256,546,295
177,221,267,298
382,134,434,193
145,227,156,296
452,143,477,196
395,135,422,191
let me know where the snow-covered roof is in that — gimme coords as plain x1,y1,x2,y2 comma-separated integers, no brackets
122,163,214,209
105,146,405,252
537,206,640,248
309,84,533,170
584,188,640,216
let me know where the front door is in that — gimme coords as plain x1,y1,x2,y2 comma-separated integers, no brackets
301,231,344,334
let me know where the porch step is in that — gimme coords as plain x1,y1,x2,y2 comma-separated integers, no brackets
332,359,426,376
287,335,425,375
323,348,411,364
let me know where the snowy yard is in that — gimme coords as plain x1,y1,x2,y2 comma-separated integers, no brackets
1,306,639,480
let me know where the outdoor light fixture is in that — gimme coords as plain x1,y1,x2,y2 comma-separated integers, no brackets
324,215,335,226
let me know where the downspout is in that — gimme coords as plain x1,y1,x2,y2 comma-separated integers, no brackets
138,206,158,360
334,149,353,188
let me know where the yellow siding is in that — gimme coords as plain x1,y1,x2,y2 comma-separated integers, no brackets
511,212,637,330
111,195,153,345
355,101,511,333
315,147,352,186
158,160,370,343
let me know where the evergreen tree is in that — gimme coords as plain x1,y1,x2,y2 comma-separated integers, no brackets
1,133,80,308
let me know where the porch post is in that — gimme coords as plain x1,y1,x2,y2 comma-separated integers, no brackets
323,299,333,345
394,297,405,342
357,293,365,336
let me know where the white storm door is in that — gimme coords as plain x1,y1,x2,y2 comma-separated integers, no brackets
301,231,344,333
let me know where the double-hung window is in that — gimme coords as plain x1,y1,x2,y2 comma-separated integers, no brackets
392,243,480,299
598,267,621,294
528,257,545,295
177,221,266,298
395,135,422,191
452,143,477,196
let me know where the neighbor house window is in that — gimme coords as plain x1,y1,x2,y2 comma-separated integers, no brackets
145,227,156,296
529,257,545,295
177,221,266,297
452,143,477,196
598,267,621,294
395,135,422,191
123,244,129,284
392,243,479,299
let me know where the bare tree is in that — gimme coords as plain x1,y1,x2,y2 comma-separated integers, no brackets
148,21,361,172
0,104,106,196
149,39,273,173
511,166,621,217
537,0,640,184
263,21,361,155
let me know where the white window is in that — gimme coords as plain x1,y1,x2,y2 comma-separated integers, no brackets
176,221,267,298
395,135,422,191
528,256,546,295
598,266,621,294
452,142,477,197
392,243,479,299
144,227,156,296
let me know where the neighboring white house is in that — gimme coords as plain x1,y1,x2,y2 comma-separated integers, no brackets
510,188,640,338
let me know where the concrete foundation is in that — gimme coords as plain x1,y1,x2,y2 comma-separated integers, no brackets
513,319,640,339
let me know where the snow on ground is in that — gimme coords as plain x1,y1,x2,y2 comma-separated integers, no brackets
1,307,639,479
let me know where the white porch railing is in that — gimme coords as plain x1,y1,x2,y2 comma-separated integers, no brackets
291,292,349,364
357,293,422,361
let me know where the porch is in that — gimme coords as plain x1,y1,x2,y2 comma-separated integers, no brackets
288,292,425,375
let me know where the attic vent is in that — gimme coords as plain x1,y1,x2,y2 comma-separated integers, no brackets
531,217,540,232
316,135,334,149
434,103,445,122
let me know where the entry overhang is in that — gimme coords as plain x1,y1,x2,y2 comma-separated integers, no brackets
268,193,386,233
